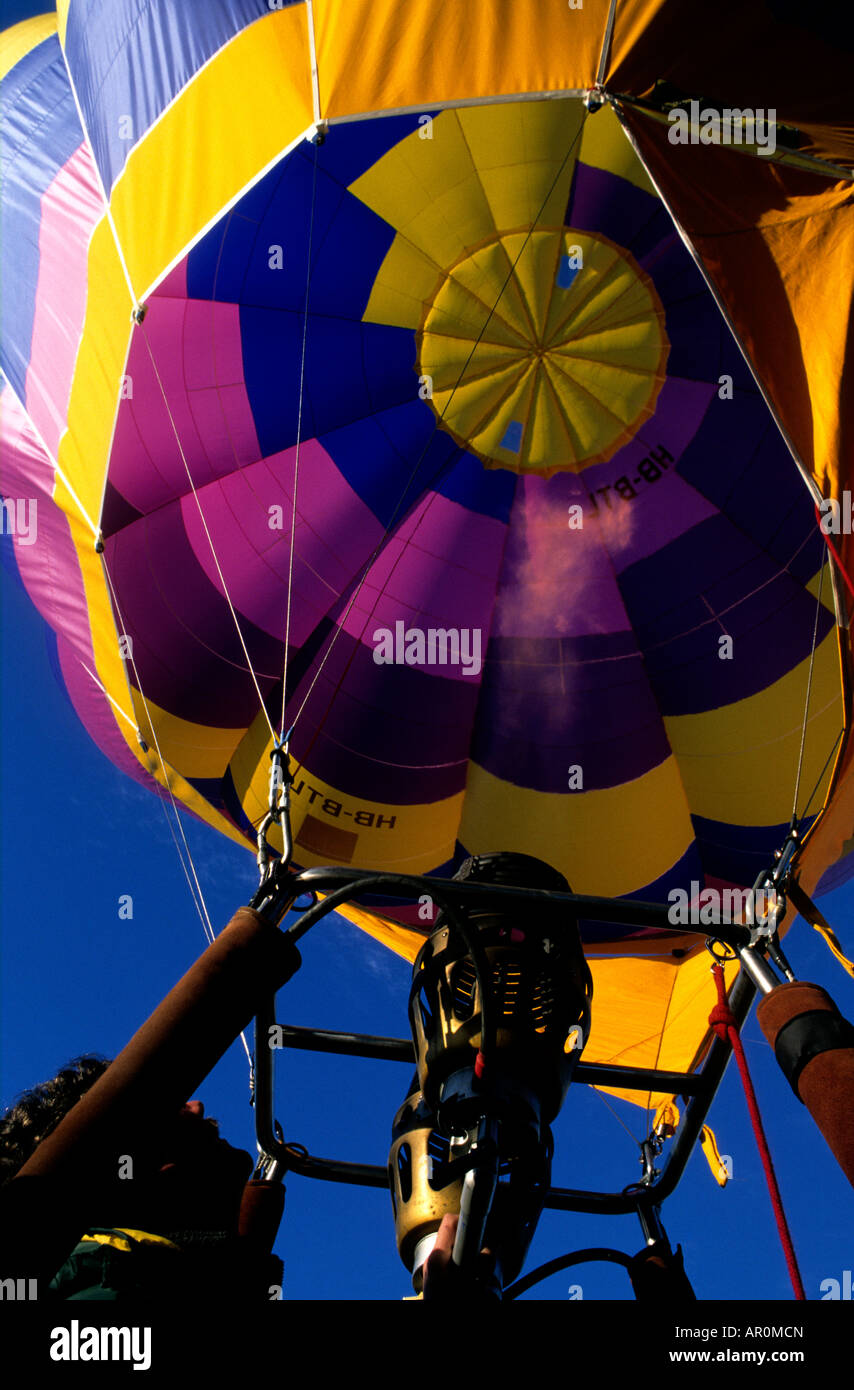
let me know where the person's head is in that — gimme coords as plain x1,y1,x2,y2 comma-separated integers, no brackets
1,1055,253,1234
0,1055,110,1186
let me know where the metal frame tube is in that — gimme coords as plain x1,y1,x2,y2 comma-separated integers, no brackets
287,866,754,946
253,868,756,1221
272,1023,708,1095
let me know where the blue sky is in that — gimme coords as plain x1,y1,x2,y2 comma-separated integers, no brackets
2,0,853,1305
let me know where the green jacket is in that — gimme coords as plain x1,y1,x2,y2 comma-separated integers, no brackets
48,1227,284,1300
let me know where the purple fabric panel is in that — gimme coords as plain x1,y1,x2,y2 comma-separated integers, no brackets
152,258,188,299
103,502,284,727
473,630,669,790
181,440,385,646
289,625,477,805
338,491,507,680
569,161,667,263
107,299,259,521
0,387,157,792
0,388,88,659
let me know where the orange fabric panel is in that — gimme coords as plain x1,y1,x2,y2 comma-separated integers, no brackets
607,0,854,167
312,0,604,119
619,110,854,510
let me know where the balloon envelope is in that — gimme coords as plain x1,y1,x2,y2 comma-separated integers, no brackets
3,2,854,1107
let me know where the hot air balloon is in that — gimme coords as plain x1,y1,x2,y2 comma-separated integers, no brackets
2,0,854,1301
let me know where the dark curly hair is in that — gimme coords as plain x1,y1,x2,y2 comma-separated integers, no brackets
0,1054,112,1186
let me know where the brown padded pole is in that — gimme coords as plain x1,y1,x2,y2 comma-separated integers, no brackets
3,908,300,1278
238,1181,287,1254
758,981,854,1188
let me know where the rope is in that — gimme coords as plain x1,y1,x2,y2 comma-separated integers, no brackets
100,552,254,1074
816,503,854,600
708,963,805,1300
281,139,320,737
137,323,277,746
594,1087,643,1148
796,727,843,831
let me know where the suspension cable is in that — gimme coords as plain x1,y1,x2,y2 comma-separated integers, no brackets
137,323,277,747
99,552,254,1072
281,139,320,737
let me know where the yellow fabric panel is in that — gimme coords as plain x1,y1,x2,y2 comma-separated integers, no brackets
578,102,656,196
586,950,739,1109
458,757,692,899
700,1125,729,1187
314,0,603,119
351,111,502,276
109,8,314,299
355,101,584,326
134,718,250,849
663,628,841,827
415,222,667,475
53,216,142,780
0,13,57,81
361,236,443,331
133,699,245,781
55,0,69,47
228,708,465,873
60,218,132,523
455,101,585,233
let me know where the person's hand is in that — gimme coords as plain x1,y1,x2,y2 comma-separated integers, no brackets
421,1213,498,1300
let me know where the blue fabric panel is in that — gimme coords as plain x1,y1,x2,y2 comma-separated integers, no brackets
319,111,440,191
63,0,302,191
620,515,834,715
318,401,462,528
189,151,397,320
691,814,796,886
241,306,415,458
219,766,258,839
0,35,83,399
433,450,517,525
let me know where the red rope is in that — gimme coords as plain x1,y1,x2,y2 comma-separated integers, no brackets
709,963,806,1300
815,503,854,600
